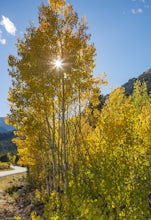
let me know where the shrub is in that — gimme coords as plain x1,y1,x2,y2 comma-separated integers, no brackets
0,161,11,170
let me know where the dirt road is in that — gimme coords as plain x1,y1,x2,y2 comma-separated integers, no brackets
0,165,27,178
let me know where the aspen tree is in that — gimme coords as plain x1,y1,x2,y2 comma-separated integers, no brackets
7,0,103,198
82,86,151,219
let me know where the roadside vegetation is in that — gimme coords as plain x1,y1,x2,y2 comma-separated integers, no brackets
0,172,26,191
0,161,11,170
0,173,36,219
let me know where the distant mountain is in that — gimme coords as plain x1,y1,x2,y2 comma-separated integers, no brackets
0,131,17,156
0,127,7,133
0,118,16,156
0,117,14,133
122,68,151,95
98,68,151,109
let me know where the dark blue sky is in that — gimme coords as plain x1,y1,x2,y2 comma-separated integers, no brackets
0,0,151,116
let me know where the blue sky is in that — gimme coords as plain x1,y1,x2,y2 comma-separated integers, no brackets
0,0,151,116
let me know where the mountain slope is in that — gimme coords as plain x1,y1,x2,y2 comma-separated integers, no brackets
0,131,17,156
122,68,151,95
0,118,16,156
0,117,14,132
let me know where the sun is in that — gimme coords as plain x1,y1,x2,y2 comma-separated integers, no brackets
53,58,63,69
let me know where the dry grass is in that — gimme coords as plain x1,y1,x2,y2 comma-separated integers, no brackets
0,172,26,191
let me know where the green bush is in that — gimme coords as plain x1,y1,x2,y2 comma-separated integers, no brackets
0,161,11,170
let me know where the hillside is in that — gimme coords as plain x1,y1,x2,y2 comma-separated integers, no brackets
0,118,16,156
122,68,151,95
0,117,14,133
98,68,151,109
0,131,17,156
